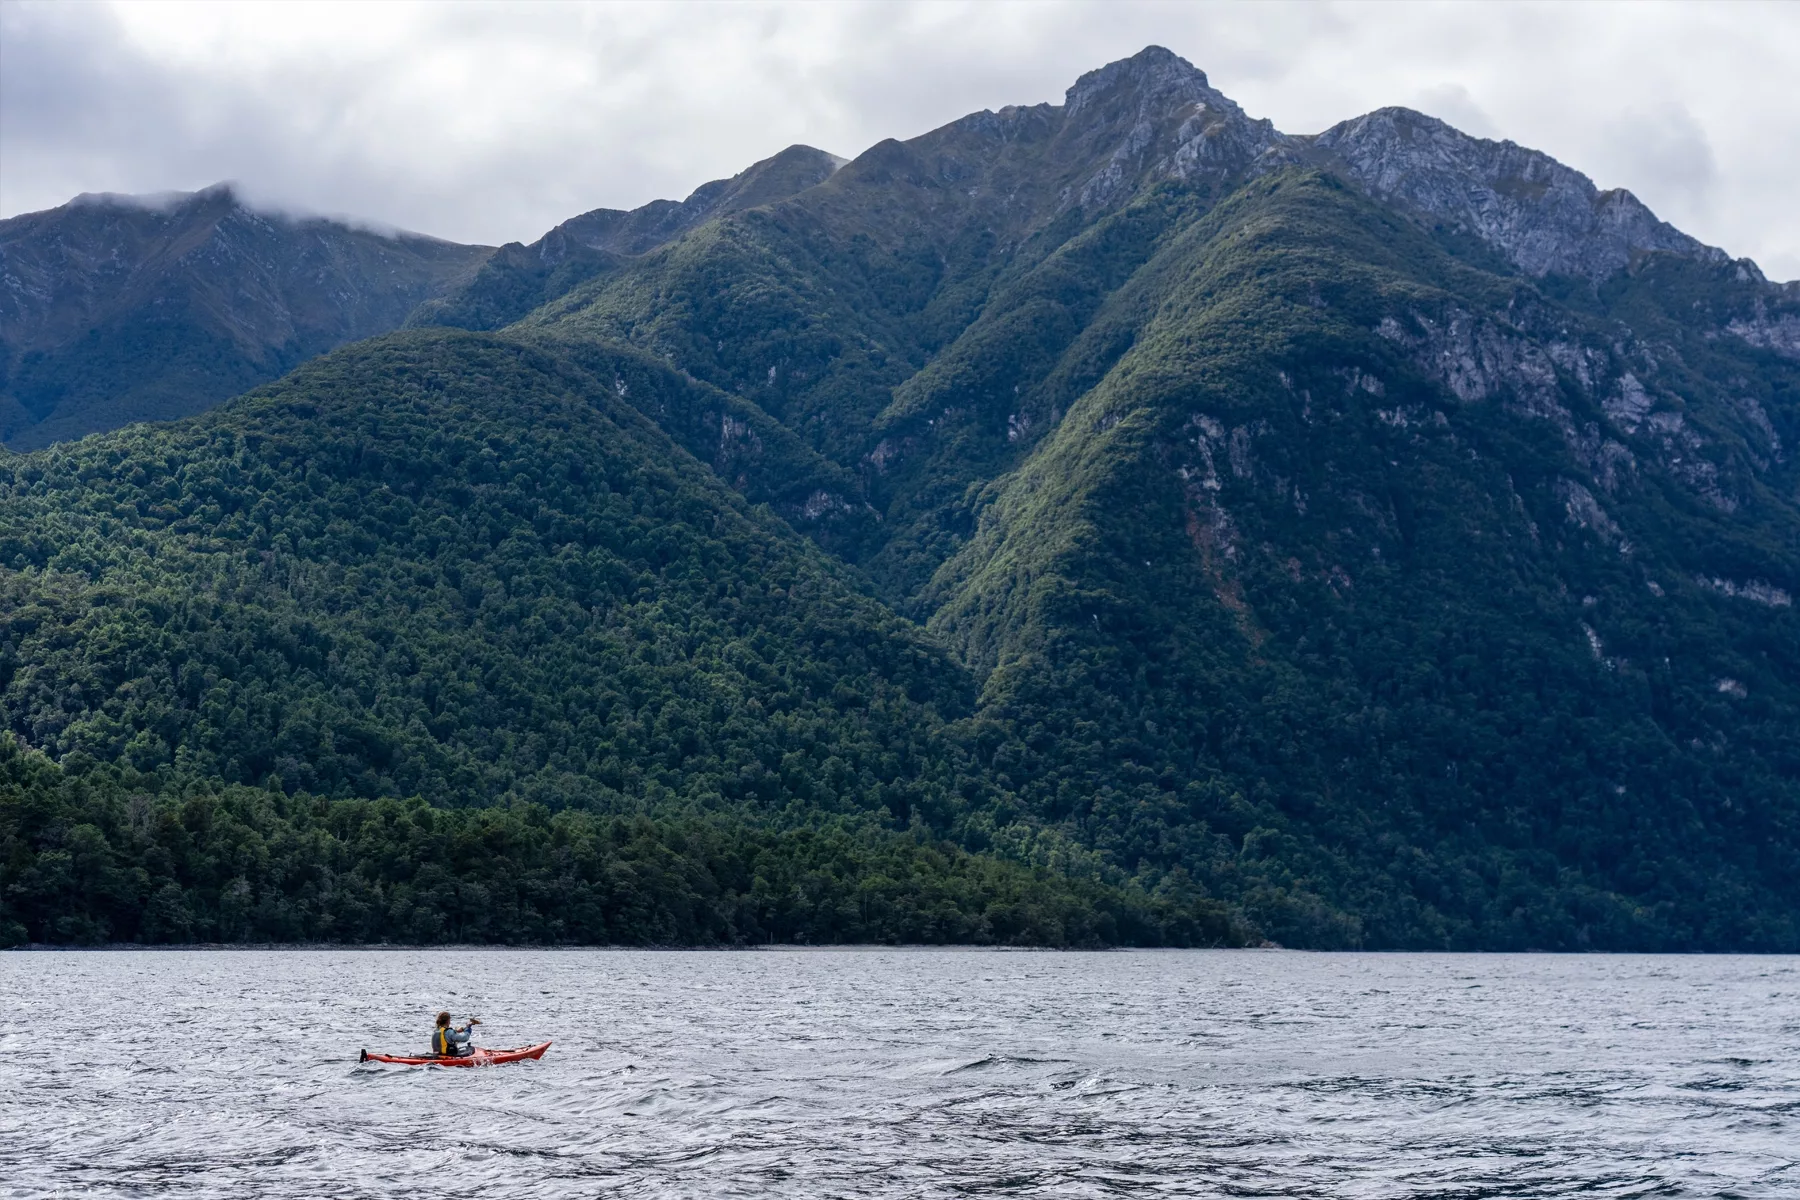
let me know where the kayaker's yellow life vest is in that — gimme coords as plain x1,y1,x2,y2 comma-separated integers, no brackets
432,1026,454,1055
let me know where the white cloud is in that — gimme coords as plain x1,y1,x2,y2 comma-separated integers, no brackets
3,0,1796,278
1410,85,1499,141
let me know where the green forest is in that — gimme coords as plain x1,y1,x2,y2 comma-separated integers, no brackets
4,50,1797,950
0,739,1232,948
0,333,1232,947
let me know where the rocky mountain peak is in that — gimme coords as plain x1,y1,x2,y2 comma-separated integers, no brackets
1053,47,1285,210
1052,51,1739,284
1310,106,1726,280
1063,45,1215,117
683,144,845,217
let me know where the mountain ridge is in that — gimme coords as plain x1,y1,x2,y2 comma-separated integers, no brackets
0,184,492,449
5,47,1790,455
406,145,846,333
3,47,1797,949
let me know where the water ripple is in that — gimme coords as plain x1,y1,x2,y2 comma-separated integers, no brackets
0,949,1795,1198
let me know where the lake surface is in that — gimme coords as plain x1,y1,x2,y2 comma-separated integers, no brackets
0,949,1794,1198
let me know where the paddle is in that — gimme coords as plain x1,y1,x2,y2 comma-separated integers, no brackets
357,1017,485,1064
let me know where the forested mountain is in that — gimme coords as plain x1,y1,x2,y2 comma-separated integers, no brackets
0,186,491,449
0,330,1217,946
3,48,1797,949
409,144,845,334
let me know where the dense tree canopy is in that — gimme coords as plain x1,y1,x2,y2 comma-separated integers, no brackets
5,53,1798,950
0,739,1233,948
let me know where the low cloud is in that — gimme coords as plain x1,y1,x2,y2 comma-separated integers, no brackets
1411,85,1499,141
1597,104,1720,225
3,0,1796,279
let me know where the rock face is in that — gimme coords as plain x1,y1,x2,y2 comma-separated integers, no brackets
1308,107,1725,280
1724,302,1800,360
1036,45,1289,208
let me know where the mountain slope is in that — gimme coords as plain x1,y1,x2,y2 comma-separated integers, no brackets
0,326,1236,946
0,186,492,449
523,46,1285,437
0,329,968,816
922,169,1799,948
408,145,845,334
3,47,1798,950
499,48,1800,947
510,50,1293,599
515,48,1793,609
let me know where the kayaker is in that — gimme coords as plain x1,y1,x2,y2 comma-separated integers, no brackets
431,1011,481,1057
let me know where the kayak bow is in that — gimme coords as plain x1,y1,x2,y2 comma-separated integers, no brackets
359,1041,551,1067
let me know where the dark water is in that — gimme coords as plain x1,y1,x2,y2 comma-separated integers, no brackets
1,950,1794,1198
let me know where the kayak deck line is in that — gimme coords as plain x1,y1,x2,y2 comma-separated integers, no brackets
359,1041,551,1067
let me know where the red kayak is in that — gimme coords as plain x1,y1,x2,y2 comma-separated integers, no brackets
360,1041,551,1067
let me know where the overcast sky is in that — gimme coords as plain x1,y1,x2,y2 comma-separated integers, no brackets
4,0,1797,279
